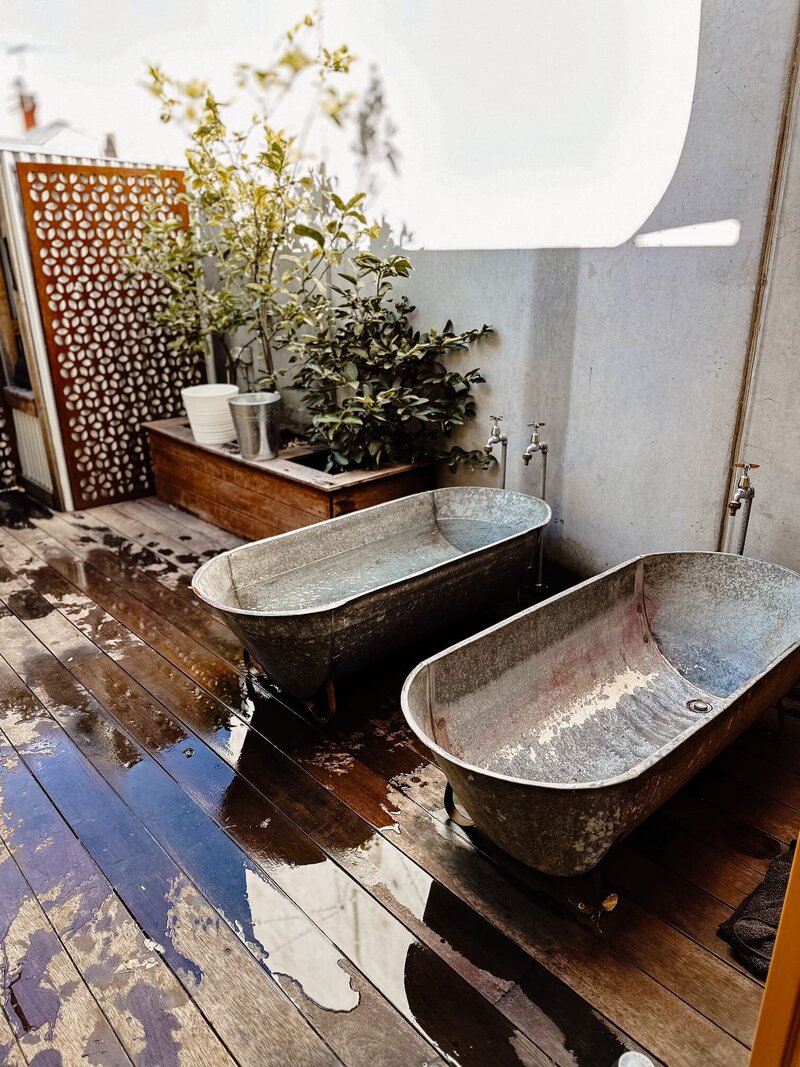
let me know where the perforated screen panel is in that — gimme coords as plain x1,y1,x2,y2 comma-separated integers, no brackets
17,162,196,508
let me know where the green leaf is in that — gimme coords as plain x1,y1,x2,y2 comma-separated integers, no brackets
293,224,326,248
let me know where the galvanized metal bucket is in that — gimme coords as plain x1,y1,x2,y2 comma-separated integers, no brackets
229,391,281,461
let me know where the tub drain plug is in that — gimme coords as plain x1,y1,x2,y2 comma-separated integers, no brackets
687,698,712,713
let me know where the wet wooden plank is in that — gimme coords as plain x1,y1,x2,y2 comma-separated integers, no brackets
0,616,448,1067
67,661,557,1067
110,497,245,552
263,676,762,1012
686,764,799,846
625,812,763,910
0,1007,26,1067
0,526,242,709
17,510,243,666
715,745,800,813
7,595,562,1067
1,519,663,1067
0,652,342,1067
0,505,768,1067
15,501,763,1007
243,698,751,1066
137,496,247,549
341,709,755,974
159,679,670,1065
600,846,747,977
34,508,763,1060
0,534,531,1002
96,498,235,557
0,839,134,1067
734,726,800,777
0,735,238,1067
663,793,783,876
0,529,663,1067
330,727,762,1044
1,516,746,1049
77,651,661,1067
84,503,222,569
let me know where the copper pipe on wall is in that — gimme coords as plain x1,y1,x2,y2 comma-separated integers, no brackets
715,18,800,551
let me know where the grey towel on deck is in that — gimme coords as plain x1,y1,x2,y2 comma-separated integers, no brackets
718,840,795,979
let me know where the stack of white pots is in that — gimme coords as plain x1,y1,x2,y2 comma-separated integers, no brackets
181,384,239,445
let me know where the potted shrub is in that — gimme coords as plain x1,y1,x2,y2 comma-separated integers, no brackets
129,16,378,441
138,20,495,539
289,251,493,473
144,250,495,540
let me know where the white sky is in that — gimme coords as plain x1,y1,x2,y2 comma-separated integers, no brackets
0,1,701,248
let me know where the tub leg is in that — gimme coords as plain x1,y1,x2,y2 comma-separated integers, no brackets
326,679,337,718
567,867,619,931
242,650,284,705
301,680,337,724
241,648,338,723
756,703,787,738
444,783,475,828
242,647,263,702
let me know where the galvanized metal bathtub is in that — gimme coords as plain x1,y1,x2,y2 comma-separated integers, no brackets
193,487,550,701
401,552,800,876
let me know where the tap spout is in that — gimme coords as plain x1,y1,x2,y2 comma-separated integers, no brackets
522,422,545,464
728,488,746,516
728,462,759,555
484,416,508,487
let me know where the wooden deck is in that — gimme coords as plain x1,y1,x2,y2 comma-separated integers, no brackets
0,493,797,1067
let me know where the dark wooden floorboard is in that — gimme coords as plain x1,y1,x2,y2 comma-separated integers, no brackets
0,731,238,1067
0,615,442,1067
249,689,759,1049
0,831,134,1066
2,495,792,1067
31,501,772,1067
0,528,578,1066
0,652,342,1067
0,526,663,1066
136,496,247,550
0,1006,27,1067
3,514,750,1058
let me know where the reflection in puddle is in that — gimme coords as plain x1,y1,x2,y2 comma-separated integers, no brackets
347,833,432,921
262,859,416,1020
244,869,360,1012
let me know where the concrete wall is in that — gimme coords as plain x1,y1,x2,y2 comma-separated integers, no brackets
733,55,800,569
393,0,799,578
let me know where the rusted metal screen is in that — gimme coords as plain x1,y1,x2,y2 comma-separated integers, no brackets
17,162,195,508
0,396,18,487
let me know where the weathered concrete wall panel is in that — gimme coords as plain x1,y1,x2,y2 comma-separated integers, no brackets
396,1,799,576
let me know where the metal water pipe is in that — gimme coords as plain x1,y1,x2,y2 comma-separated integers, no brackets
522,422,548,591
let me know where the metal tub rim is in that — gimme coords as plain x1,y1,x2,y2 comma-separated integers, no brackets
192,486,551,619
400,550,800,795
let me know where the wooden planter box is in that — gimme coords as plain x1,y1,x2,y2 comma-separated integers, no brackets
144,418,436,541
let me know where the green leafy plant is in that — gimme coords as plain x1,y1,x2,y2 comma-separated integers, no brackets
290,252,493,472
128,15,379,389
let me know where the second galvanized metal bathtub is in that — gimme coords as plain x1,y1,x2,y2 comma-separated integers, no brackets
193,487,550,701
401,552,800,876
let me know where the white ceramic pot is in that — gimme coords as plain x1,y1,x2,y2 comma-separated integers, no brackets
182,384,239,445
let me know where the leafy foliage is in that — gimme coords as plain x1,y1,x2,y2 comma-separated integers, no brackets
128,16,379,388
291,253,493,472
